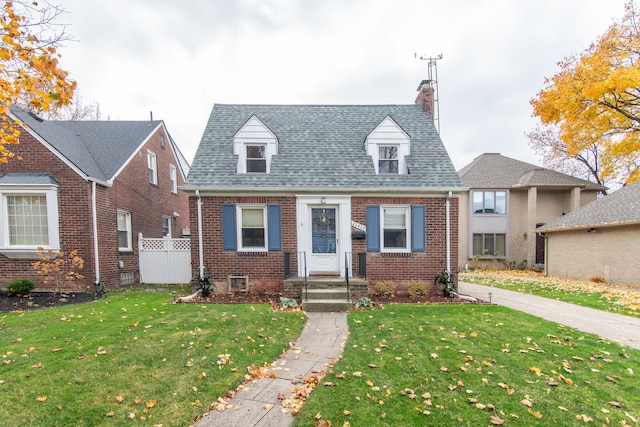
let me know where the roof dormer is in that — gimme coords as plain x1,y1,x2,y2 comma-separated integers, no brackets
233,115,278,174
365,116,410,175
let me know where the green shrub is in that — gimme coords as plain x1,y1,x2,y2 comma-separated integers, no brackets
373,280,397,296
407,280,428,297
280,297,299,309
354,296,375,309
6,278,35,296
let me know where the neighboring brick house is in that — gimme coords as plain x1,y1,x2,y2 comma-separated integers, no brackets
182,83,463,297
458,153,605,270
537,181,640,286
0,106,190,291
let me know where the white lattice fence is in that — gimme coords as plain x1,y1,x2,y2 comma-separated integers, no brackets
138,234,192,284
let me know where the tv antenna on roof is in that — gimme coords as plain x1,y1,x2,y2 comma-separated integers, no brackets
415,53,442,132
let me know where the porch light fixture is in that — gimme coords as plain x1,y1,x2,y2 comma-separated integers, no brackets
321,197,326,204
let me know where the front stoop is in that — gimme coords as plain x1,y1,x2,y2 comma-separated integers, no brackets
302,287,351,312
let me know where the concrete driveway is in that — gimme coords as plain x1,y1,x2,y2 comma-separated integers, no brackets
459,282,640,350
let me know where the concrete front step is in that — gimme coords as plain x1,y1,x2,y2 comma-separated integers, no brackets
301,299,352,312
303,288,350,300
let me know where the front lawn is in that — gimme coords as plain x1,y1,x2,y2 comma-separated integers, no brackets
460,271,640,318
0,286,306,426
295,304,639,426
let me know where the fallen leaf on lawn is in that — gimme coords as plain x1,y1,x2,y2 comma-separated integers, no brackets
366,380,374,387
77,354,85,360
31,363,43,369
353,371,362,377
51,348,61,353
133,397,143,405
323,382,336,387
470,332,478,337
36,396,47,402
115,395,124,403
146,400,156,408
57,405,62,410
106,411,115,417
608,401,622,407
528,409,542,419
431,353,439,359
343,410,351,415
490,415,505,425
521,398,533,407
368,364,378,368
576,414,593,422
558,406,568,412
315,412,322,420
600,408,610,414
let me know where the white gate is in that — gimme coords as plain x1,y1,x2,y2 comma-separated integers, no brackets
138,233,192,284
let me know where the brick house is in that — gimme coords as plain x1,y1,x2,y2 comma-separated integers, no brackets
0,106,190,291
182,83,463,297
458,153,605,270
537,181,640,286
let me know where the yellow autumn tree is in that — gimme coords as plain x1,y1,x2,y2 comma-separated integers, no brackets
530,1,640,188
0,1,76,162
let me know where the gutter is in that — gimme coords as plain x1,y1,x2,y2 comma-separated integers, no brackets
196,190,204,279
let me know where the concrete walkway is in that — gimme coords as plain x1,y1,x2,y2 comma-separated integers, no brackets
459,282,640,350
195,312,348,427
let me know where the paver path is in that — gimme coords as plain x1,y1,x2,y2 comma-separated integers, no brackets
196,312,348,427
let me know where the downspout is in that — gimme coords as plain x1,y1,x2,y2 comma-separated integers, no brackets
91,180,100,284
445,191,451,274
196,190,204,279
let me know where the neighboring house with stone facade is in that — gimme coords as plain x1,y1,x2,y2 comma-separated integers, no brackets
0,105,190,291
182,84,463,298
537,181,640,286
458,153,605,270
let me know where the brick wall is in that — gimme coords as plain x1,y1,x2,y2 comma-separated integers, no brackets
190,194,459,295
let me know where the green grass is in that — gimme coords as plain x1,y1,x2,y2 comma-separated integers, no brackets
295,304,639,426
0,286,306,426
460,272,640,318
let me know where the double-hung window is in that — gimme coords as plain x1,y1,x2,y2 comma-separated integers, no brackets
246,146,267,173
147,150,158,185
118,210,132,251
473,190,506,214
0,174,60,258
238,206,267,250
169,164,178,194
378,146,399,174
473,233,506,257
162,215,171,237
382,207,410,252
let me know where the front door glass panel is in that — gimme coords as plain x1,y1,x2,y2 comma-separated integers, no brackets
311,208,336,254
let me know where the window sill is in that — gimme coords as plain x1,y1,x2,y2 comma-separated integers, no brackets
119,249,134,254
0,247,58,259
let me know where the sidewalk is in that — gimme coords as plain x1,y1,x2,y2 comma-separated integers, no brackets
459,282,640,350
195,312,348,427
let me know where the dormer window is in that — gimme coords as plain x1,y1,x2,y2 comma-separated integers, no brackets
233,115,278,174
246,145,266,173
379,146,398,174
365,116,410,175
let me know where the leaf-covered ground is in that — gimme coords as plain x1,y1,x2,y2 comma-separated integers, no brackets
295,304,639,426
0,286,306,426
460,270,640,317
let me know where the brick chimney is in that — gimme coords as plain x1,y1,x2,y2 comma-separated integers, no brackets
415,80,435,120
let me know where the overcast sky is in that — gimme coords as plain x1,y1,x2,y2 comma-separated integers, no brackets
53,0,627,170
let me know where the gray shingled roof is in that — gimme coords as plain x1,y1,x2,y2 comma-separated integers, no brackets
10,105,167,182
458,153,605,191
538,181,640,232
184,104,462,192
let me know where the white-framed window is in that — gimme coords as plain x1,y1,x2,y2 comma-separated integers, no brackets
237,206,267,251
0,180,60,258
472,190,507,214
246,145,267,173
147,150,158,185
117,210,132,251
381,206,410,252
169,164,178,194
162,215,171,237
378,146,399,174
233,116,278,174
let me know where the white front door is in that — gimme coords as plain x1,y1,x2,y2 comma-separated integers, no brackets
309,207,339,274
